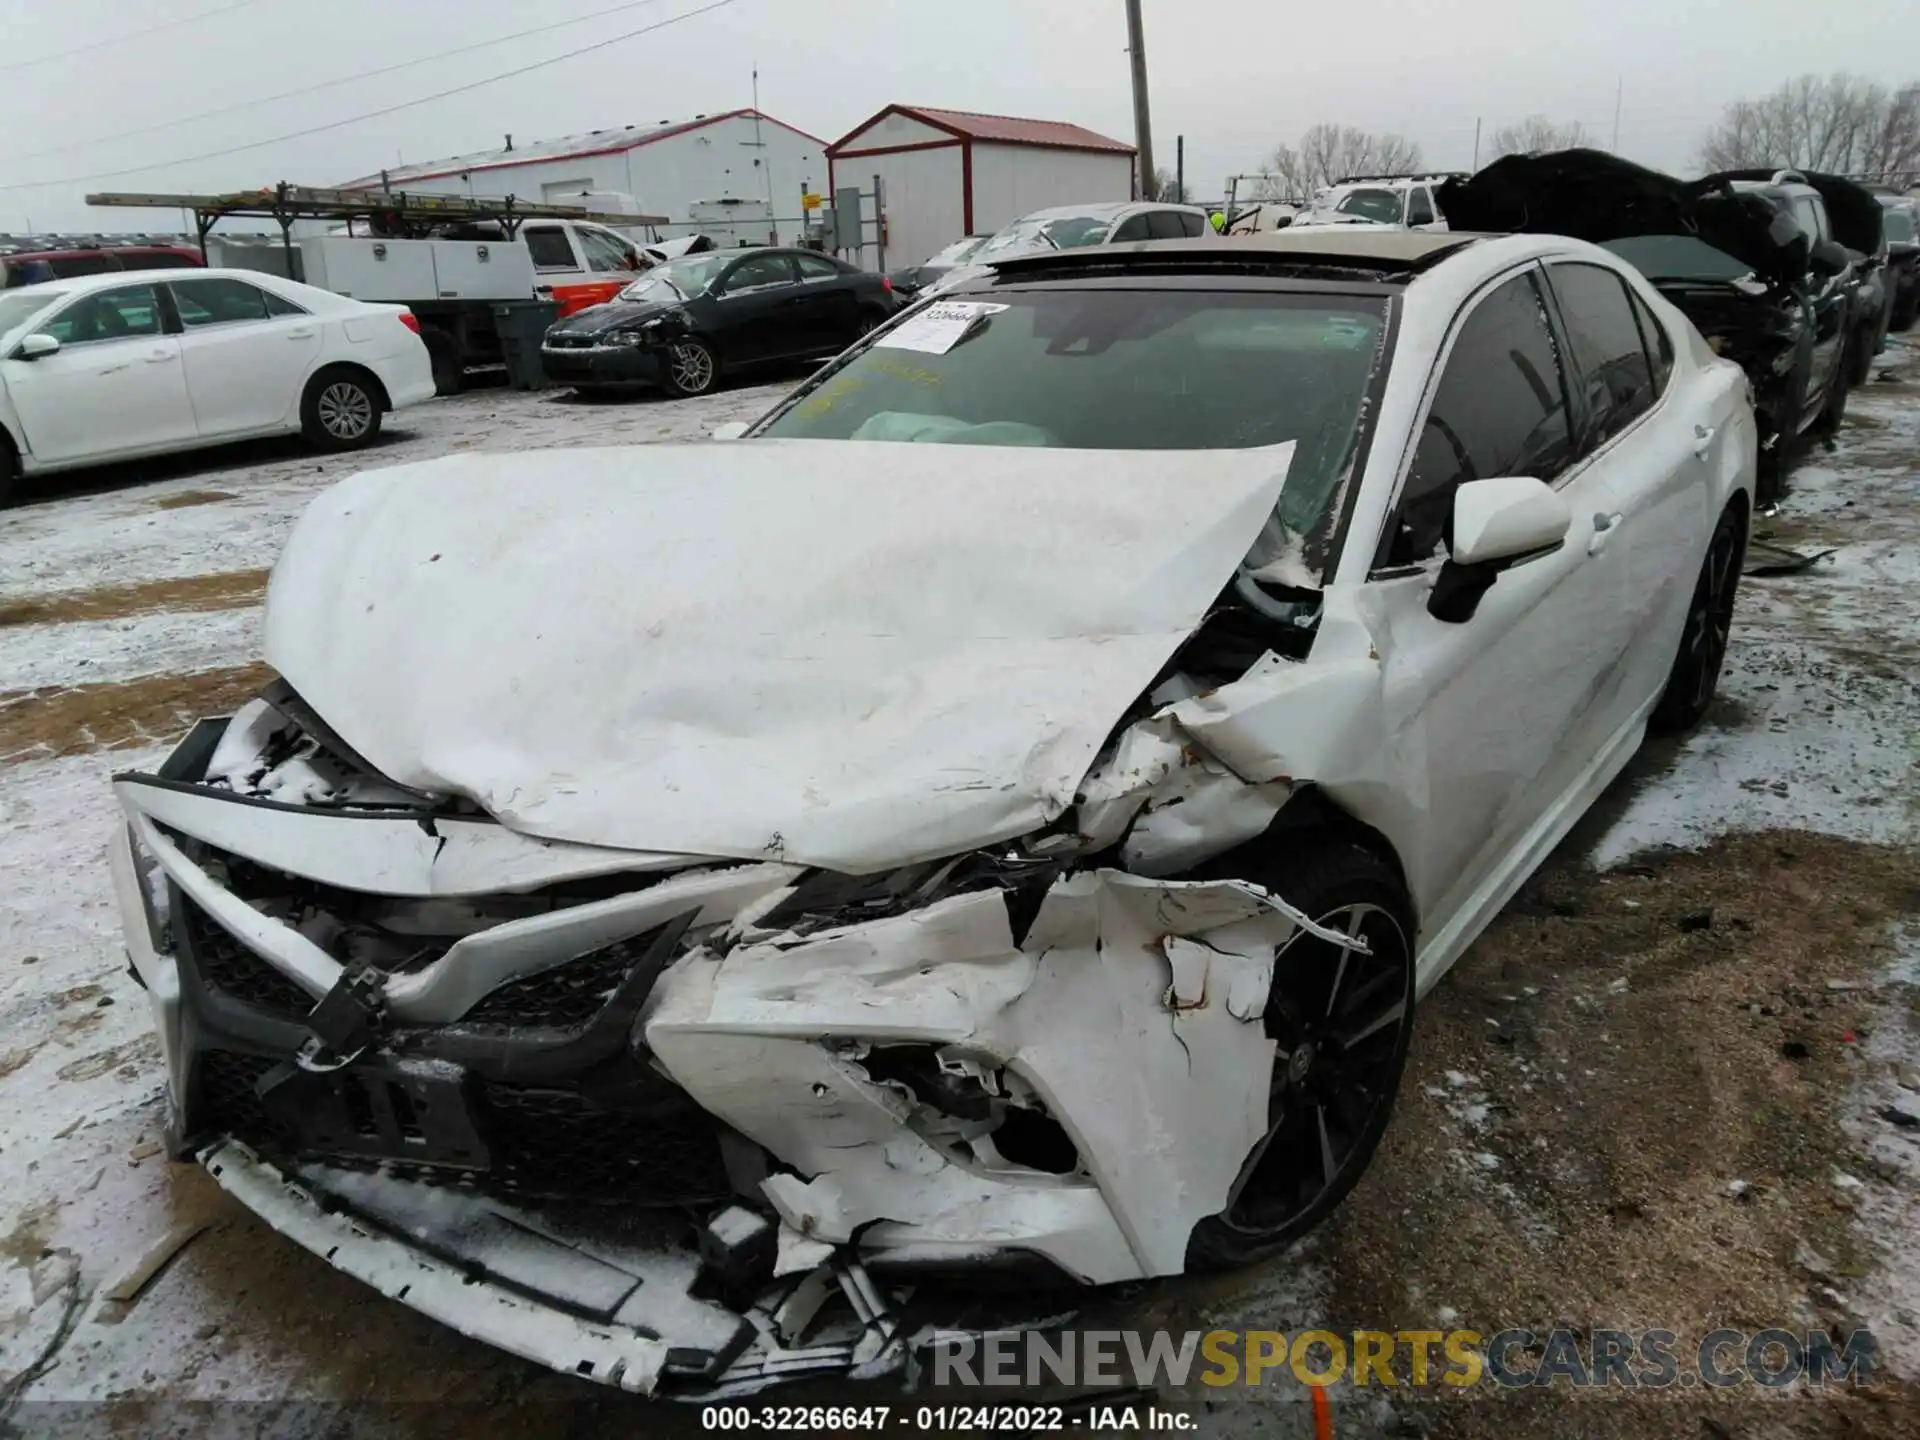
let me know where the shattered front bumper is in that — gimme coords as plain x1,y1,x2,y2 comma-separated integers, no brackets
108,715,1320,1395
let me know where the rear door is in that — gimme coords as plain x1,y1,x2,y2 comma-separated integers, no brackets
1540,259,1711,738
168,275,323,436
2,282,194,463
709,254,804,363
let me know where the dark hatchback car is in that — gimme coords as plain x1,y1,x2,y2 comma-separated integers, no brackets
540,247,897,398
1440,150,1851,502
1703,169,1888,386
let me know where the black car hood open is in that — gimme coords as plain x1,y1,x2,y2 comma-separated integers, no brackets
1700,168,1886,256
1438,148,1811,288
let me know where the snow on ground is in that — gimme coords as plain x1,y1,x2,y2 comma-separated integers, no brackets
1,608,262,691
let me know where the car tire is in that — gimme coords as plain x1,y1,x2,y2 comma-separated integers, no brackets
662,337,718,398
300,368,384,452
1184,839,1418,1271
1812,357,1849,437
0,440,18,511
1846,327,1873,388
1649,500,1746,735
424,332,464,397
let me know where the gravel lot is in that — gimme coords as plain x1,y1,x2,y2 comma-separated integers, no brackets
1,352,1916,1437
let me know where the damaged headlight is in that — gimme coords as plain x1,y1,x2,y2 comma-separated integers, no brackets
603,330,645,348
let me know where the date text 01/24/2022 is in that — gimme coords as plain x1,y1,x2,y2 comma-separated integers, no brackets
699,1405,1198,1431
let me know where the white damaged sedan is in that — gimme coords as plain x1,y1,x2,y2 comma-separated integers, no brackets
107,228,1754,1394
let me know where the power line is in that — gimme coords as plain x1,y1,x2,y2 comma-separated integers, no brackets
0,0,676,167
0,0,745,194
1,0,274,75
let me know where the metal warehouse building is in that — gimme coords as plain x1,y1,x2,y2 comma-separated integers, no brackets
827,105,1136,270
338,109,829,245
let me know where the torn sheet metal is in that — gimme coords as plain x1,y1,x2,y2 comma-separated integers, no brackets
648,870,1322,1284
261,439,1294,873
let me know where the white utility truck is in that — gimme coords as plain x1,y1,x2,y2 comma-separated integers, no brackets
87,186,668,393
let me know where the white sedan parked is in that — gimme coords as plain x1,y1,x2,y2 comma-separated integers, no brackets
0,268,434,505
105,227,1753,1396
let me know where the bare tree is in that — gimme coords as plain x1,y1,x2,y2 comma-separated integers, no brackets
1699,73,1920,183
1148,167,1185,203
1252,124,1424,201
1489,115,1593,159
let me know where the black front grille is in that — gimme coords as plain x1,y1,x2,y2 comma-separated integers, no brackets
476,1081,733,1204
543,333,598,349
462,941,644,1029
178,895,315,1019
196,1049,290,1146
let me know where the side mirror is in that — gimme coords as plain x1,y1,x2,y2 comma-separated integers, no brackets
711,421,749,441
1428,477,1571,623
16,332,59,360
1809,239,1850,277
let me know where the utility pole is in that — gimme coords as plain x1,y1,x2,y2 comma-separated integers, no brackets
1611,78,1623,152
1471,118,1482,170
1175,135,1184,203
1124,0,1155,199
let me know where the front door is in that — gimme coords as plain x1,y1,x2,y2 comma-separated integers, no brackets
168,276,323,436
2,282,194,464
791,252,861,354
1358,267,1620,977
710,254,804,364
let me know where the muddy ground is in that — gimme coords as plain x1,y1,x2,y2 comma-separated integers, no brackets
1,353,1916,1438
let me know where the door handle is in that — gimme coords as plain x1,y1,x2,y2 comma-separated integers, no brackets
1692,423,1715,458
1587,513,1623,557
286,327,316,339
144,351,176,365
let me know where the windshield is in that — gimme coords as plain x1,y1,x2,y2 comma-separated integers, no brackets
619,253,730,302
1602,235,1756,282
975,214,1116,261
0,288,66,340
1333,189,1404,225
924,237,989,268
755,288,1388,572
1884,209,1916,244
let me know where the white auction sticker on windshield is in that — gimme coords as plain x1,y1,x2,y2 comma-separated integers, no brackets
876,301,1009,355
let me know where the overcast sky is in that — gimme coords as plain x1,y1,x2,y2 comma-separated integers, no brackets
2,0,1916,232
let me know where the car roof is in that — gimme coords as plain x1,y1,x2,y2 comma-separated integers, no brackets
970,228,1489,287
2,265,292,298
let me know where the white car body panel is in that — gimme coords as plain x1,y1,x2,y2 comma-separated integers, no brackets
0,268,434,476
103,232,1754,1396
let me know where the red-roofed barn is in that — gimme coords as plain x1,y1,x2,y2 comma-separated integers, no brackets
827,105,1136,270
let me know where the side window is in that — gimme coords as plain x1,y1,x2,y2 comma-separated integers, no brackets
170,277,276,327
576,227,635,274
1147,210,1186,240
720,255,797,293
794,253,843,280
1547,262,1657,451
1406,188,1436,226
1790,196,1825,244
48,254,116,278
40,283,165,346
1386,271,1575,567
1109,214,1152,243
1179,211,1208,237
1627,287,1673,397
522,226,578,271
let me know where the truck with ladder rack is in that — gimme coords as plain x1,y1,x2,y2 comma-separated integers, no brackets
85,185,668,393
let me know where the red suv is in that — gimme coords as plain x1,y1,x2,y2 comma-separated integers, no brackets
1,241,204,288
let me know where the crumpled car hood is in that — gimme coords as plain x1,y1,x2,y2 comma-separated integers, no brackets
1438,148,1812,288
263,439,1295,873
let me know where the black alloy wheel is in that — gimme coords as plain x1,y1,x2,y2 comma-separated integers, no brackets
1187,842,1417,1270
1650,501,1745,734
